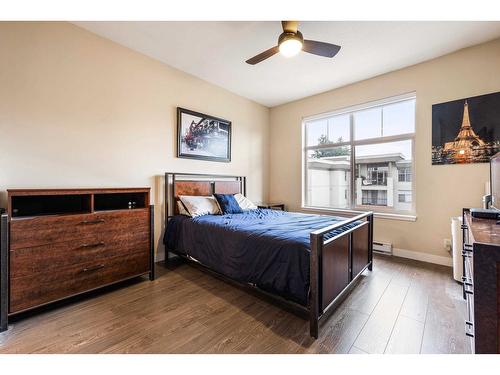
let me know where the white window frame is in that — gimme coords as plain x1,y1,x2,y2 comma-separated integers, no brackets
398,167,412,182
302,92,416,220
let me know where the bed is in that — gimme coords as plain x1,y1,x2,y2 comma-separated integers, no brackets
163,173,373,338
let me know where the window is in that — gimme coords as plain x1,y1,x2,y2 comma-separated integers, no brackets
303,94,415,214
362,190,387,206
305,147,351,209
364,163,388,186
398,167,411,182
398,191,412,203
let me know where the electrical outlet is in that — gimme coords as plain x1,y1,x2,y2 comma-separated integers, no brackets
444,238,452,251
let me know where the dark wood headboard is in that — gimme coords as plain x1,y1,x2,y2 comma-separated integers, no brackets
164,173,246,219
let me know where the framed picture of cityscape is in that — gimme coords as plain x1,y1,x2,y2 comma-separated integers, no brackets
432,91,500,165
177,107,231,162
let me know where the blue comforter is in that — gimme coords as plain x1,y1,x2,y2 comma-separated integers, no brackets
163,209,356,306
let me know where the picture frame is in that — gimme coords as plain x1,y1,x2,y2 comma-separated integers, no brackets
177,107,232,162
431,91,500,165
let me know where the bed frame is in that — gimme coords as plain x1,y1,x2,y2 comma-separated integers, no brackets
164,172,373,338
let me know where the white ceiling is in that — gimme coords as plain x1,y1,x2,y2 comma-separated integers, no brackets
74,21,500,107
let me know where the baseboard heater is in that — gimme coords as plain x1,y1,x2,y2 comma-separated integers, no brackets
373,241,393,255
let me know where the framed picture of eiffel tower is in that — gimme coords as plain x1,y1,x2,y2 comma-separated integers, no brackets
432,91,500,165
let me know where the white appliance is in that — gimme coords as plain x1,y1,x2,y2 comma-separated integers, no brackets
451,216,464,282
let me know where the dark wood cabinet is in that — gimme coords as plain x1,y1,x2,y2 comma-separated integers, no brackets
1,188,154,330
0,212,8,332
462,209,500,353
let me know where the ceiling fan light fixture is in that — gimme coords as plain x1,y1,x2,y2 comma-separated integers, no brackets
245,23,340,65
278,31,303,58
279,38,303,57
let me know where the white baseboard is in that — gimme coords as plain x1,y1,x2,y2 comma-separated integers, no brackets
392,247,452,267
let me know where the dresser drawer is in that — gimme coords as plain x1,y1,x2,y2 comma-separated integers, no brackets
10,209,149,250
10,231,149,279
9,251,150,313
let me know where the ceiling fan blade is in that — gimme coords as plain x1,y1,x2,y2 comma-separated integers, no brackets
303,40,341,58
281,21,299,33
245,46,279,65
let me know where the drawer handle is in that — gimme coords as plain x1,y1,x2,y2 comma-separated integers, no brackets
461,276,473,286
79,242,105,249
464,283,474,295
465,321,474,338
82,264,105,272
462,276,473,286
80,219,105,225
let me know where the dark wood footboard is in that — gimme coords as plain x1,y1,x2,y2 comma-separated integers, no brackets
309,211,373,338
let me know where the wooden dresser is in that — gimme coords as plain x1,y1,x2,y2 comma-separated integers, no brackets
1,188,154,329
462,209,500,353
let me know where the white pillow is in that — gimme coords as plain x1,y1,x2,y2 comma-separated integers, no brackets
234,193,257,210
179,195,221,217
177,201,191,216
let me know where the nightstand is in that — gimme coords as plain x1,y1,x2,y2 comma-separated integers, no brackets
257,203,286,211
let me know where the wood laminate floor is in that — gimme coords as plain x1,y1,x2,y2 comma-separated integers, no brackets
0,255,470,354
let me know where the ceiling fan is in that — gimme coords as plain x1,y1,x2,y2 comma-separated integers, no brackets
245,21,341,65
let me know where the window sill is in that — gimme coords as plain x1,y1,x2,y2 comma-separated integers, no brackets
301,206,417,222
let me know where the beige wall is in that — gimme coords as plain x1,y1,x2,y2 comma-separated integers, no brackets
269,38,500,260
2,22,500,263
0,22,270,258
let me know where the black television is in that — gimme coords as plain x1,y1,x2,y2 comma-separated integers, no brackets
490,152,500,210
